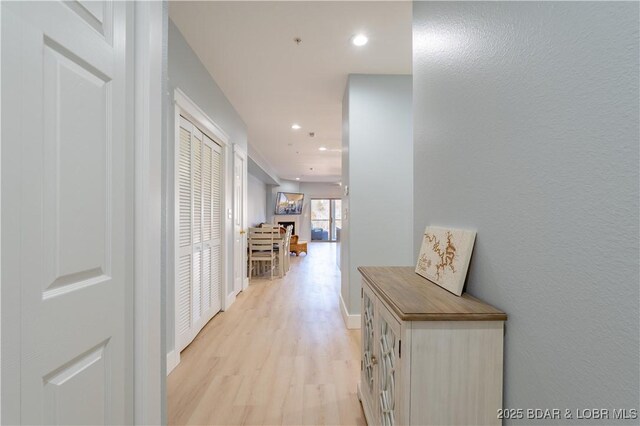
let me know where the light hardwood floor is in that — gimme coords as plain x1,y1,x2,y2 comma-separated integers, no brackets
168,242,366,425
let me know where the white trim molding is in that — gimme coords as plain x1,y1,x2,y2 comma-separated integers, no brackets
174,88,230,146
166,350,180,376
232,145,249,293
133,1,165,424
233,143,247,156
340,293,361,329
225,292,236,311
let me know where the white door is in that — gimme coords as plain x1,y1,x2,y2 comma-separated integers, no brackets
201,133,223,318
176,116,222,353
233,148,247,293
1,1,132,424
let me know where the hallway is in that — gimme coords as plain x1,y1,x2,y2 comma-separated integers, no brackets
167,243,365,425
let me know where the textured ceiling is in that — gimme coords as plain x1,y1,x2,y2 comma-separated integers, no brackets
170,1,412,182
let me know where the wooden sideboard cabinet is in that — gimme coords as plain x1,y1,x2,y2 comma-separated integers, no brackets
357,267,507,426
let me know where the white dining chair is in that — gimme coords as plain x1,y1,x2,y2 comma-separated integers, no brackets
249,227,279,280
283,225,293,273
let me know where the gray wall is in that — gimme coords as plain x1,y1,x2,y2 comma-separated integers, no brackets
341,74,414,314
164,20,248,356
413,2,639,422
247,173,267,227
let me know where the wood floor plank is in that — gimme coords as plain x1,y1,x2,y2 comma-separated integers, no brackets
168,243,366,425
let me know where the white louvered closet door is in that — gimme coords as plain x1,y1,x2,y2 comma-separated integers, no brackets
202,134,223,317
192,129,203,327
177,118,193,352
177,116,223,353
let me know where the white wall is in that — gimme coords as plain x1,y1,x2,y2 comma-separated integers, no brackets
413,1,639,420
164,20,248,358
341,74,414,315
247,173,267,227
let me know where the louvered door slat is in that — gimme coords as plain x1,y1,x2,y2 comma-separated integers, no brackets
211,245,221,313
202,247,211,312
203,144,212,242
178,127,191,248
210,142,222,314
177,254,192,335
192,133,202,245
212,148,222,241
192,249,202,323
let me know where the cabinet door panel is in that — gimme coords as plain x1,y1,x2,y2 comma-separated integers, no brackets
378,303,402,426
361,281,378,421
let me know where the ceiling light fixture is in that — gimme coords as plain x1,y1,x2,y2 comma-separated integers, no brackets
319,147,327,151
291,123,301,130
295,177,300,181
351,34,368,47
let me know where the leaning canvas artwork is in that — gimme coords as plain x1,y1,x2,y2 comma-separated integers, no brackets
415,226,477,296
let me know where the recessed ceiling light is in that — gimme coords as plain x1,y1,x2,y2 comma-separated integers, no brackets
319,147,327,151
291,123,301,130
351,34,368,47
295,177,300,180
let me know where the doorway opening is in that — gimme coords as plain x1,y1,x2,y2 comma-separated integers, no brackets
310,198,342,242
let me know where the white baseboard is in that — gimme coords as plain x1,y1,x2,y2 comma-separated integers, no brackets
339,293,361,329
224,292,236,311
166,350,180,375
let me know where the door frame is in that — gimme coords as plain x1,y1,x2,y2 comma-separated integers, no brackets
133,2,165,424
233,145,249,295
171,88,230,374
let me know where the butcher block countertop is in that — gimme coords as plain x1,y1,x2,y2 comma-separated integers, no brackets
358,266,507,322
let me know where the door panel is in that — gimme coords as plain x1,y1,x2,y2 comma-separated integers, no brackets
378,303,402,426
208,142,222,313
1,1,131,424
43,342,109,425
42,36,110,297
361,281,378,420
